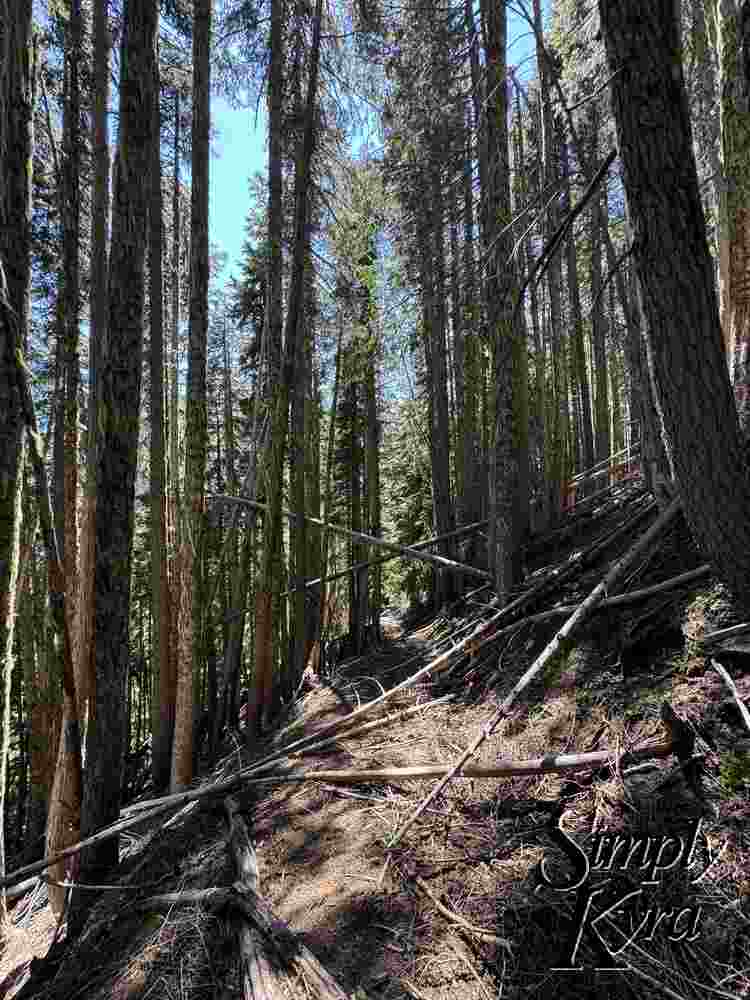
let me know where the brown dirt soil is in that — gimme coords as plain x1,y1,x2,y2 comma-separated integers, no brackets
5,498,750,1000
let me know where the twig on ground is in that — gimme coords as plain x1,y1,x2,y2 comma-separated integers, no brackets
447,937,494,1000
414,877,511,949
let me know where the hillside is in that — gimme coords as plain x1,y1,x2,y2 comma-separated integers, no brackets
3,481,749,1000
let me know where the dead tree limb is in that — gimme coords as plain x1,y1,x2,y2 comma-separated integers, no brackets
489,497,655,621
701,622,750,646
485,563,711,639
208,738,678,785
299,519,489,592
390,496,682,847
211,494,493,581
711,660,750,735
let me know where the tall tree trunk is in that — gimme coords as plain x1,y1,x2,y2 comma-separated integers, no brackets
47,1,84,904
317,318,344,672
428,158,456,607
79,0,110,766
345,376,364,651
76,0,157,897
149,39,172,791
0,0,34,913
590,129,610,469
251,0,322,734
562,140,595,481
249,0,285,739
160,88,181,784
466,0,491,525
365,329,381,641
516,86,546,531
289,343,307,692
449,151,467,550
172,0,211,793
62,0,81,704
481,0,529,603
461,115,482,530
600,0,750,605
305,348,322,665
532,0,566,523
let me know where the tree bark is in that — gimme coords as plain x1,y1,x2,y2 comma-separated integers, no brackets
481,0,529,603
251,0,323,733
718,0,750,428
0,0,34,917
599,0,750,605
76,0,158,899
149,38,172,792
173,0,211,793
79,0,110,763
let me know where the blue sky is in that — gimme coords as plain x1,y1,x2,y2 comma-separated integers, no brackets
209,95,267,283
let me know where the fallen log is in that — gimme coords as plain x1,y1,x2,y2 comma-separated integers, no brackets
224,797,285,1000
390,496,682,846
136,886,351,1000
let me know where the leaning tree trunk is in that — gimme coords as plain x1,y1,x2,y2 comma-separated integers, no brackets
599,0,750,604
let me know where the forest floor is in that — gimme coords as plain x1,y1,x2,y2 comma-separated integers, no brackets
3,483,750,1000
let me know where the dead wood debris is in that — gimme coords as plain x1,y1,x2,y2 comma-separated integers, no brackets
390,496,683,846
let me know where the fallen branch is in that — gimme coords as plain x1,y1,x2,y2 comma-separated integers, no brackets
389,496,682,847
701,622,750,646
280,695,455,756
489,563,712,637
415,876,511,949
216,738,677,786
211,494,493,581
490,496,656,621
301,519,489,591
711,659,750,735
